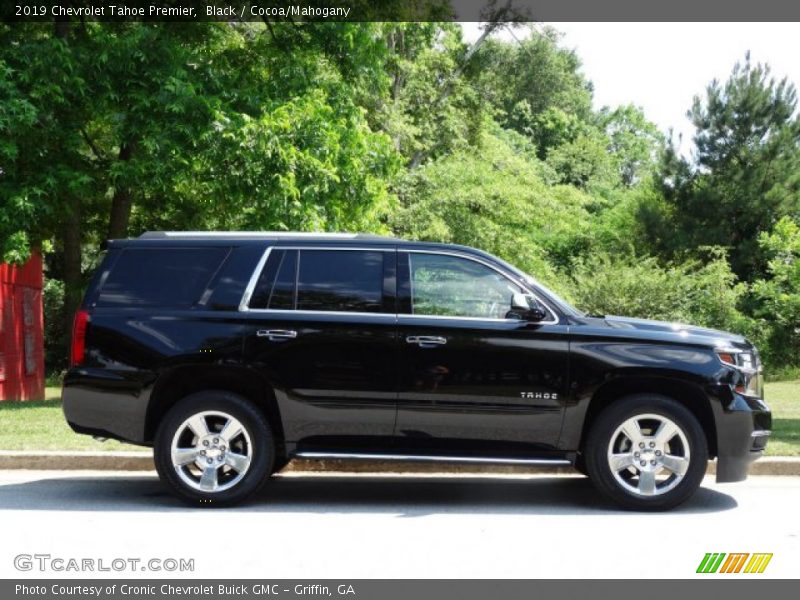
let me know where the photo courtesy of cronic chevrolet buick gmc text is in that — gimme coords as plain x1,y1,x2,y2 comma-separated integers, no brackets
62,232,771,510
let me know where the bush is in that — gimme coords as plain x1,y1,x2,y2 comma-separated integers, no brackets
752,217,800,367
567,250,751,336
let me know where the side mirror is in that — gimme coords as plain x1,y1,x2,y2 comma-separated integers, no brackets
510,293,547,322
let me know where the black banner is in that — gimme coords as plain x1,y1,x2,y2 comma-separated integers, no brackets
4,580,800,600
4,0,800,23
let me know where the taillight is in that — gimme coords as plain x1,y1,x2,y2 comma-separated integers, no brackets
70,309,90,367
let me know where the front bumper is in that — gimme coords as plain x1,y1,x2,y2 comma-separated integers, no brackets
711,388,772,483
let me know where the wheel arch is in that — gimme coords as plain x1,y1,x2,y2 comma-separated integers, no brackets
144,365,286,461
578,375,718,458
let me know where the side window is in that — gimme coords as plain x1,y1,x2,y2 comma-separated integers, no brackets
297,250,385,313
249,250,298,310
409,253,523,319
97,247,229,307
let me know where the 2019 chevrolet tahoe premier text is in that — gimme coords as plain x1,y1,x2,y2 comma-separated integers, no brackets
62,232,771,509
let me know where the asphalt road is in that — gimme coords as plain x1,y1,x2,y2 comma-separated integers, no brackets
0,470,797,578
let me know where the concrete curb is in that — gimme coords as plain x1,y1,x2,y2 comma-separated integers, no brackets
1,451,799,476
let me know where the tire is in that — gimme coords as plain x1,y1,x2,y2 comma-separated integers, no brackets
584,394,708,511
154,391,275,507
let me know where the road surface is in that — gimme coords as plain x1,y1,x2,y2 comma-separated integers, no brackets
0,470,796,578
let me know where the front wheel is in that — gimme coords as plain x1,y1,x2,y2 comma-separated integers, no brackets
584,394,708,511
154,391,274,507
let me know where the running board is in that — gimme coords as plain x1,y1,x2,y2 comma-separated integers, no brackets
293,451,572,466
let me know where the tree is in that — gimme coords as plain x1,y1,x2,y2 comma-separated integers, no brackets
600,104,663,187
379,23,486,168
1,21,399,362
391,124,594,288
546,129,620,192
656,54,800,280
468,25,593,157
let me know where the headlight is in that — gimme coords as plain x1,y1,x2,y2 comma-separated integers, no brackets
716,348,762,397
717,350,755,370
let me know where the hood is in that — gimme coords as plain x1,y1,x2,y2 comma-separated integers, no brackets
599,315,750,349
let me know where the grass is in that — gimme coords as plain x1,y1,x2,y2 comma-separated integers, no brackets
0,387,147,452
763,380,800,456
0,383,797,455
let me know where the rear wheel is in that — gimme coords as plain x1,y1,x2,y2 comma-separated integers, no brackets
584,394,708,510
154,391,274,507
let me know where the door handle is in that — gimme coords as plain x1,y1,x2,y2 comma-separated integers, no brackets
257,329,298,342
406,335,447,348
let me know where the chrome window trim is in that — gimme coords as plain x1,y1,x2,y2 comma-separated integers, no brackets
404,249,560,325
239,245,561,326
239,246,273,311
245,308,397,319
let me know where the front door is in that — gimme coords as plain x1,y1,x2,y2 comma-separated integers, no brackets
394,250,569,456
242,246,398,452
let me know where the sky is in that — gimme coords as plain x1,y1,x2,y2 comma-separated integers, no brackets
461,22,800,155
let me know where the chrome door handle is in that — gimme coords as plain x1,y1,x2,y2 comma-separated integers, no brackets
406,335,447,347
257,329,298,341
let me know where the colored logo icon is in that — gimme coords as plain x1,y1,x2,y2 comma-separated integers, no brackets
696,553,773,573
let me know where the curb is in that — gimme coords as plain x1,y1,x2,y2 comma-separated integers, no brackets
1,451,800,476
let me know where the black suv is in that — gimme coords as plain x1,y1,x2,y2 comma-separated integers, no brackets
63,232,771,509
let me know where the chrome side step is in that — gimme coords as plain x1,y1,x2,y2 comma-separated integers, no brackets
293,451,572,466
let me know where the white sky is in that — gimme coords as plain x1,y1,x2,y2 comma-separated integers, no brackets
461,22,800,154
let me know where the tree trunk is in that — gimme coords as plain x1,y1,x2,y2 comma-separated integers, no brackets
62,201,83,346
107,141,135,239
54,17,83,355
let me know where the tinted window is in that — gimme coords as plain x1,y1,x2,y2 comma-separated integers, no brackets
297,250,384,313
409,253,523,319
249,249,297,310
97,247,229,307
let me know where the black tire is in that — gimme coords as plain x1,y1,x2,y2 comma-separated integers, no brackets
584,394,708,511
154,391,275,507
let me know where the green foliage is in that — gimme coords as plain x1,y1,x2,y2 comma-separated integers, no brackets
568,250,750,335
655,54,800,280
546,129,620,192
379,23,486,167
600,105,664,187
391,126,593,289
470,25,593,154
42,278,66,375
752,217,800,365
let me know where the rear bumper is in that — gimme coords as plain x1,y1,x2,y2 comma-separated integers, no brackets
62,368,151,445
712,388,771,483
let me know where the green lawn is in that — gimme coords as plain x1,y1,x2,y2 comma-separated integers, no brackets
0,383,797,455
763,380,800,456
0,387,147,452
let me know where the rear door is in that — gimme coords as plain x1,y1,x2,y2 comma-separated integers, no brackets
394,250,569,456
241,245,398,452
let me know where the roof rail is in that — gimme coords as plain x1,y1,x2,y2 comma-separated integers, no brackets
138,231,397,241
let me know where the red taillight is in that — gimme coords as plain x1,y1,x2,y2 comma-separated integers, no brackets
70,309,89,367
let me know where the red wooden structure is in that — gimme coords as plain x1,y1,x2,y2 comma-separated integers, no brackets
0,252,45,401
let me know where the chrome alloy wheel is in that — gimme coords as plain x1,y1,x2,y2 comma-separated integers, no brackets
170,411,253,493
606,413,691,497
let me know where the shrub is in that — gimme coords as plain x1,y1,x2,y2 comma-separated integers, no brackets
567,250,751,336
752,217,800,367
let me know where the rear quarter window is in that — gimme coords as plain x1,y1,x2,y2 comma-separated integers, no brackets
97,247,229,307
